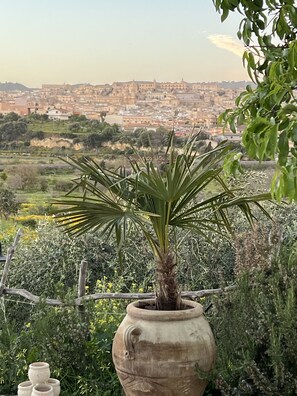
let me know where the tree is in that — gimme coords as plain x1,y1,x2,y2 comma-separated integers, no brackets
83,125,119,148
0,121,27,142
4,112,20,122
54,135,270,311
154,126,170,147
27,113,48,121
101,126,116,141
0,188,20,219
213,0,297,201
68,122,81,132
69,114,87,123
100,111,107,122
135,127,170,148
136,129,151,147
83,133,104,148
6,165,39,190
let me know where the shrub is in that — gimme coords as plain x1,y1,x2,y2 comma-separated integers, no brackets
54,180,74,192
0,172,7,181
40,177,49,192
8,222,119,301
0,293,124,395
0,188,20,219
73,137,81,144
206,222,297,395
5,200,297,395
16,218,38,228
6,164,39,190
20,203,52,216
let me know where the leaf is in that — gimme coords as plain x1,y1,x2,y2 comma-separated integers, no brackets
291,124,297,143
248,52,256,70
229,115,237,133
280,104,297,115
276,9,290,39
266,125,278,159
256,18,265,30
271,167,283,202
287,5,297,26
221,8,230,22
278,130,289,166
53,138,270,263
288,41,297,73
213,0,297,201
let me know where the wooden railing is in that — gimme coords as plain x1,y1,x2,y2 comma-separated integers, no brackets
0,229,235,307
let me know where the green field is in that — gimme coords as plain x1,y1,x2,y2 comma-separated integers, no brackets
28,120,72,134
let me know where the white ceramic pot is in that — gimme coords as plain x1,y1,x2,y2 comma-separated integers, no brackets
47,378,60,396
32,384,54,396
17,380,33,396
28,362,50,385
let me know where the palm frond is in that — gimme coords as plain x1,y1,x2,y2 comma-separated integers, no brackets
54,137,271,258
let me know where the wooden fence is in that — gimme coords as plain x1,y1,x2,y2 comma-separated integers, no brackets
0,229,235,307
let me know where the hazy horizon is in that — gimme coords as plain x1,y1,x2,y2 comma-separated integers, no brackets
1,1,247,87
0,79,251,90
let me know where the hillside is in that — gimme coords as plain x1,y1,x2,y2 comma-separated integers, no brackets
0,82,31,91
217,81,255,89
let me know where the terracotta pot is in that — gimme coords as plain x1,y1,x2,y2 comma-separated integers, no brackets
17,380,33,396
112,299,216,396
32,384,54,396
28,362,50,386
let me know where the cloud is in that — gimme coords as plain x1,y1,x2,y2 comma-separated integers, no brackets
208,34,244,57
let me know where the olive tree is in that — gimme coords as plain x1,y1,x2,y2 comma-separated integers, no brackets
0,188,20,219
213,0,297,201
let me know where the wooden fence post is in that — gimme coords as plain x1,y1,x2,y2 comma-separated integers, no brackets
77,259,88,317
0,229,22,296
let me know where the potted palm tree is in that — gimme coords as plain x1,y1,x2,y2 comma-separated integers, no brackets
54,134,270,395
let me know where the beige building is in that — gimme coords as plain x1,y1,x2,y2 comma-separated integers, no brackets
0,101,28,116
122,115,153,129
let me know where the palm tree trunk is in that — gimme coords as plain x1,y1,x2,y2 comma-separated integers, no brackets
156,251,181,310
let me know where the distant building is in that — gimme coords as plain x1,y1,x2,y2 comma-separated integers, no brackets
47,108,71,120
0,101,28,116
122,115,152,129
105,114,123,126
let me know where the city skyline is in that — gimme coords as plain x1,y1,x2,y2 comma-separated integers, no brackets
1,0,247,87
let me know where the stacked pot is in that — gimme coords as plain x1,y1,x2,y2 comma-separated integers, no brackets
17,362,60,396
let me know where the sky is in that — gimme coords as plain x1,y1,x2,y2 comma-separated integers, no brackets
0,0,248,87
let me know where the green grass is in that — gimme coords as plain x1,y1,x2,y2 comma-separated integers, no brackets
28,120,70,134
0,152,64,166
16,190,56,204
28,120,90,135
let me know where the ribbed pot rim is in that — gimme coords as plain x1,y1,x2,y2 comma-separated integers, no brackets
33,384,53,392
47,378,60,385
126,299,204,321
29,362,49,369
18,380,33,388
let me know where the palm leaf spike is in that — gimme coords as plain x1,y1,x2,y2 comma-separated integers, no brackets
54,135,271,310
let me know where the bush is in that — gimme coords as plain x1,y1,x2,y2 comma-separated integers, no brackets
4,200,297,395
0,172,8,181
21,203,53,216
0,188,20,219
6,164,39,190
8,222,119,301
54,179,74,192
16,218,37,228
206,222,297,395
0,288,124,395
73,137,81,144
